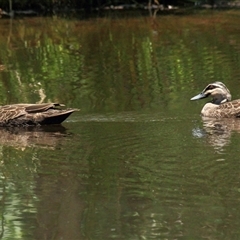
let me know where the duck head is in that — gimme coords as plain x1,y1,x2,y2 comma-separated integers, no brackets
190,82,232,104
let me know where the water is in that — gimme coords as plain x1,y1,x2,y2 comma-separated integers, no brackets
0,10,240,239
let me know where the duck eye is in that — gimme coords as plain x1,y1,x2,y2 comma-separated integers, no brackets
206,85,216,90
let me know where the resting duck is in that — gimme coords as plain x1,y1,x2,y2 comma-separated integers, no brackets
0,103,78,126
190,82,240,118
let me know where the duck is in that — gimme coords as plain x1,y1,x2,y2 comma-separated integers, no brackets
0,103,78,127
190,82,240,118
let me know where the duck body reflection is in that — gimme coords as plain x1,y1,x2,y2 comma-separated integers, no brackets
193,117,240,150
0,125,69,149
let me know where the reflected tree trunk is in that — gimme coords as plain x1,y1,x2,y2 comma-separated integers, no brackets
9,0,12,12
148,0,161,7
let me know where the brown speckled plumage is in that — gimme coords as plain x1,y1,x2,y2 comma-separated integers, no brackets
0,103,78,126
191,82,240,118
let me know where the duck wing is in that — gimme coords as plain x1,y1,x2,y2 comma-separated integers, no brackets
14,103,64,113
0,103,78,126
0,105,27,124
216,100,240,118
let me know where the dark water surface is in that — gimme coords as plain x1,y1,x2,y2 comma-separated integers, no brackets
0,10,240,239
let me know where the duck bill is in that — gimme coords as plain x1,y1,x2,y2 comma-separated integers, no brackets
190,92,207,101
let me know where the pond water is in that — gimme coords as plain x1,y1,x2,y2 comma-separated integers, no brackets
0,10,240,239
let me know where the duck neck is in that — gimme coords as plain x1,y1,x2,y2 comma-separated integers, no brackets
212,96,229,105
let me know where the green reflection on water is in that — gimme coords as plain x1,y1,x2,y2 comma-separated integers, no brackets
0,11,239,113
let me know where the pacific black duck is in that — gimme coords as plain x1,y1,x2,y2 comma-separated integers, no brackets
0,103,78,126
190,82,240,118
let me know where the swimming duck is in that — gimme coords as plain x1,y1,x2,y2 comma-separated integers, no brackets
0,103,78,126
190,82,240,118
